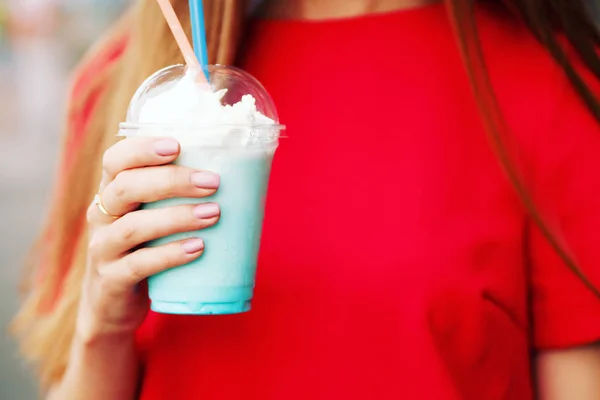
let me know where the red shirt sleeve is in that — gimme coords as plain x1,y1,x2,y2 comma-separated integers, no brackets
529,63,600,349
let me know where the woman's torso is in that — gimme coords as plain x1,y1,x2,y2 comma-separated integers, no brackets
132,4,573,399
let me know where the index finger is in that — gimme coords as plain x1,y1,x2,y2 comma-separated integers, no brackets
100,137,180,190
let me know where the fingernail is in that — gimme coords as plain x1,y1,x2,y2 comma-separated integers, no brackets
191,171,220,189
193,203,220,219
154,139,179,156
182,238,205,254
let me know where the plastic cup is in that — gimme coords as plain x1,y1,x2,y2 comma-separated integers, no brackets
119,64,284,315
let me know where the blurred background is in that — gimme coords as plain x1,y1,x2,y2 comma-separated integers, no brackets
0,0,126,398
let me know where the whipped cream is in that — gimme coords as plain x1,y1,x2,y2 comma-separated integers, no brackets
128,68,277,146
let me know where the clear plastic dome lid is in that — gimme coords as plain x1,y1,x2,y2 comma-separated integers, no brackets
124,64,284,130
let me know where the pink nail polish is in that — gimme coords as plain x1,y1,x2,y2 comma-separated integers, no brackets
193,203,220,219
182,238,205,254
154,139,179,156
191,171,220,189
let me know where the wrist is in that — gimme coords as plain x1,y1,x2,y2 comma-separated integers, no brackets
60,326,139,400
70,328,138,375
75,324,136,349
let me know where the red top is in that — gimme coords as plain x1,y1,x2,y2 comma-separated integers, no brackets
71,4,600,399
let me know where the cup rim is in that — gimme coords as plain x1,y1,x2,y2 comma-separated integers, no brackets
118,122,286,131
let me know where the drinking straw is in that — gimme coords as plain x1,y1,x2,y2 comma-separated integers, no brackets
156,0,208,84
189,0,210,78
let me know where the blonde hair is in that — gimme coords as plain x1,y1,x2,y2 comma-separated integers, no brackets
12,0,247,388
12,0,600,391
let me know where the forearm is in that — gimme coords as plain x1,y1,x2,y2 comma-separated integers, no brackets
536,344,600,400
47,333,139,400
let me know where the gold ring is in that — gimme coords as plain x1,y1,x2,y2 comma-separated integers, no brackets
93,194,120,219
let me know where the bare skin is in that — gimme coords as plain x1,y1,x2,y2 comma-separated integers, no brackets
48,1,600,399
49,137,222,400
537,345,600,400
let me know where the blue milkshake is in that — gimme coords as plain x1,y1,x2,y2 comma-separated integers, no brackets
142,145,277,314
120,64,284,315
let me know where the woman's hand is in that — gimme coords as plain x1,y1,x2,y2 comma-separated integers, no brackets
79,137,221,342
